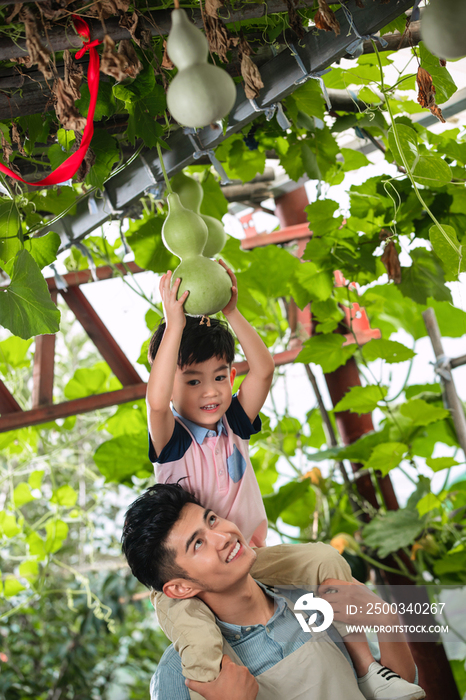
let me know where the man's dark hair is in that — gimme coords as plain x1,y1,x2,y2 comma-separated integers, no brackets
121,483,201,591
148,316,235,368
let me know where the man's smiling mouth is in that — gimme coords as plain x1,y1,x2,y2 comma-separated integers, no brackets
226,540,242,563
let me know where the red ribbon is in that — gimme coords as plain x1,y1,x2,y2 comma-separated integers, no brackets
0,15,100,187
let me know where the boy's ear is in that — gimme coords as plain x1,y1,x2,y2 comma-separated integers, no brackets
229,366,237,388
163,578,202,600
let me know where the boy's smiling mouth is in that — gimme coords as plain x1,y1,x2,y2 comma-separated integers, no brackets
201,404,220,412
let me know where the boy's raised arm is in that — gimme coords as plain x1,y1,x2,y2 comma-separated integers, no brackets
146,272,189,457
220,261,275,423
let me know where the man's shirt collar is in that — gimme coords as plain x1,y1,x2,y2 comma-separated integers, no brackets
173,409,227,443
215,582,286,640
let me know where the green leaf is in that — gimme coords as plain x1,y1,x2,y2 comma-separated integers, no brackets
419,42,458,104
0,250,60,339
104,400,147,437
405,383,441,399
400,399,449,427
64,366,111,400
113,60,156,103
290,78,325,120
398,248,452,305
126,90,165,148
3,576,26,597
304,199,342,238
94,434,153,482
13,482,34,507
223,139,266,183
57,128,75,151
199,172,228,220
45,519,68,553
23,231,61,270
279,142,304,182
280,489,316,529
0,336,32,369
295,334,357,373
240,245,300,298
433,550,466,576
416,491,447,517
289,262,333,308
388,124,451,187
262,479,311,523
126,213,178,272
26,532,46,560
50,485,78,507
429,224,465,281
19,559,39,582
426,456,459,472
0,512,20,538
0,199,20,257
18,113,51,151
76,81,117,121
340,148,370,172
362,509,425,558
86,130,120,190
28,470,44,489
362,338,416,364
334,385,388,415
364,442,408,476
301,143,321,180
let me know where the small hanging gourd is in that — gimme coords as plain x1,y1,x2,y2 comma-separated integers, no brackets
171,172,227,257
166,8,237,128
421,0,466,60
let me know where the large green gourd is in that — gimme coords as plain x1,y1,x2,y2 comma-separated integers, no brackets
421,0,466,59
161,192,231,316
171,172,227,257
166,9,237,128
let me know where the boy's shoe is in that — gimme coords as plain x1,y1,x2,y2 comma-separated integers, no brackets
357,662,426,700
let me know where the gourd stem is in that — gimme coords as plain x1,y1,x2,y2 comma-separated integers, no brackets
156,142,173,195
174,0,180,8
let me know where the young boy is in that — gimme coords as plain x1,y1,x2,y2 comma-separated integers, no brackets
146,262,424,700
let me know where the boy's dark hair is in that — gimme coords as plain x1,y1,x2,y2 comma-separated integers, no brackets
148,316,235,368
121,483,201,591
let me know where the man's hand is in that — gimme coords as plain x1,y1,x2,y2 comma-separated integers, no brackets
218,260,238,317
160,271,189,330
185,655,259,700
318,578,396,625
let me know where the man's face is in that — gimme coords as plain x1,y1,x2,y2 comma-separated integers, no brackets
163,503,256,598
171,356,236,430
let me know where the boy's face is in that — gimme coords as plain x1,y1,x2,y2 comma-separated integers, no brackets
171,356,236,430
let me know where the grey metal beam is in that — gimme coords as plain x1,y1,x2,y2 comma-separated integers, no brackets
44,0,414,248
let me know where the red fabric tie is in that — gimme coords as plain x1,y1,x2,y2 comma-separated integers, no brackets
0,15,101,187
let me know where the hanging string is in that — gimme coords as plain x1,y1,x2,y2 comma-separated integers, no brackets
338,3,388,58
0,15,101,187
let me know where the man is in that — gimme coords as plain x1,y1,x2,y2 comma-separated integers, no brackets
121,484,423,700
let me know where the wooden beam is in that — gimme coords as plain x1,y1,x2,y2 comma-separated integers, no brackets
0,383,148,432
240,223,311,249
60,286,142,387
31,292,57,408
46,262,144,292
0,380,23,414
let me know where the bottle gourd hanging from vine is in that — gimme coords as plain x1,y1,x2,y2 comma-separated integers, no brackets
171,172,227,257
166,8,237,128
162,192,232,316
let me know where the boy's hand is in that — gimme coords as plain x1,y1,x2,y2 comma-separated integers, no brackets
185,655,259,700
219,260,238,317
160,271,189,330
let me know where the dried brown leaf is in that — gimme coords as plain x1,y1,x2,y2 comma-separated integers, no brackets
38,0,72,21
11,122,26,157
162,40,174,69
202,0,238,63
119,11,151,49
1,132,13,164
63,49,83,102
239,39,263,100
284,0,304,39
53,77,86,131
6,3,22,24
416,66,445,123
314,0,340,36
88,0,130,19
20,9,52,79
100,35,128,82
381,239,401,284
117,39,143,79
